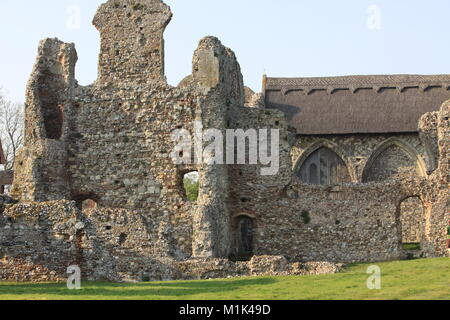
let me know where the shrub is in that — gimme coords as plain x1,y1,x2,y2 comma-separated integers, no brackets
184,176,199,202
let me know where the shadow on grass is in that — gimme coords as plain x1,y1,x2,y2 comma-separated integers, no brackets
0,277,278,298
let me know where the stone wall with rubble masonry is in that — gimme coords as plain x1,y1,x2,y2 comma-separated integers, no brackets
0,0,448,282
229,106,449,262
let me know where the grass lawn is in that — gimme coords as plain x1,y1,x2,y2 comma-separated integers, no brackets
0,258,448,300
402,243,421,251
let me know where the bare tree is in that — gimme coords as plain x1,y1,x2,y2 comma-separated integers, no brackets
0,89,24,172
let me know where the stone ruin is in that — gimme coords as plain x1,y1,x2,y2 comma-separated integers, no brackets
0,0,448,282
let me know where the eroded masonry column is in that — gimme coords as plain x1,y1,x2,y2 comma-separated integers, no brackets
10,39,77,201
431,101,450,257
191,37,245,258
93,0,172,85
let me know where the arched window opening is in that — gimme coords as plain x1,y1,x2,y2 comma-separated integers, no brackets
298,147,350,185
182,171,199,203
399,197,424,255
363,143,423,183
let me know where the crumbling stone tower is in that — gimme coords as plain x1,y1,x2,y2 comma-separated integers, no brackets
11,0,248,259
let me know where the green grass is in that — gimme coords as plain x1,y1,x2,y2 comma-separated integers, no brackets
0,258,448,300
402,243,421,251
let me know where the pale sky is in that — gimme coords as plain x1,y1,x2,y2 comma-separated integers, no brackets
1,0,450,103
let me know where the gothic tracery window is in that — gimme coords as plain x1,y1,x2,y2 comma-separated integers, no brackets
298,147,350,185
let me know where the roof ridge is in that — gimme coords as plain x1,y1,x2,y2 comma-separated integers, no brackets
265,74,450,134
266,74,450,89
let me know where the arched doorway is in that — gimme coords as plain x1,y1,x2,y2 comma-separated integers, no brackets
398,196,424,257
233,215,255,260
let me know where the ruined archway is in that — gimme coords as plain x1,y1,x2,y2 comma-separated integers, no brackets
397,196,425,257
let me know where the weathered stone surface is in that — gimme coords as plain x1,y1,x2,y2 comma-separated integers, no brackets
244,87,264,108
93,0,172,85
1,0,448,282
